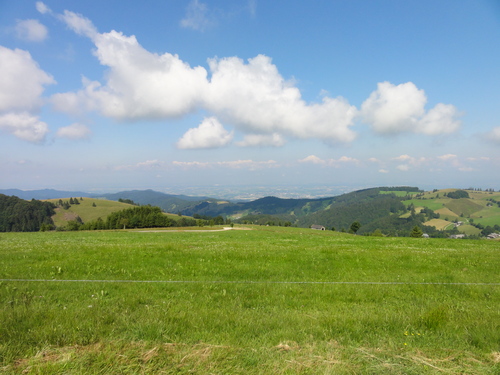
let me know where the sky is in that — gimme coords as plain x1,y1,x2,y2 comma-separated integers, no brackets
0,0,499,194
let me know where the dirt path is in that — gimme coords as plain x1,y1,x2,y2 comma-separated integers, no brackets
133,227,251,233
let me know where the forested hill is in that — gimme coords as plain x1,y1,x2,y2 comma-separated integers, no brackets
180,187,420,225
296,190,407,230
0,194,56,232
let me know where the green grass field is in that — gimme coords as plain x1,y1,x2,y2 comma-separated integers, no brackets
403,199,447,211
0,227,499,374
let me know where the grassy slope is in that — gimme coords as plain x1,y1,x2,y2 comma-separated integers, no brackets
0,227,499,374
446,199,483,217
46,198,189,227
424,218,452,230
46,198,133,227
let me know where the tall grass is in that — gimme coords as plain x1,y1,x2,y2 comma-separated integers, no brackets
0,227,498,374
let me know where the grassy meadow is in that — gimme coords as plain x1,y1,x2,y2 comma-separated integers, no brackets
0,226,499,374
46,198,133,227
46,198,190,228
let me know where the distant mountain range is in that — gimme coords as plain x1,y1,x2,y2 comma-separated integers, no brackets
0,189,91,200
2,187,499,237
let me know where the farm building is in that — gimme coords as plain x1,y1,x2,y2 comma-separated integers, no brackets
311,225,326,230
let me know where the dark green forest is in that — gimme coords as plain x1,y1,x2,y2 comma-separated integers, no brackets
0,194,55,232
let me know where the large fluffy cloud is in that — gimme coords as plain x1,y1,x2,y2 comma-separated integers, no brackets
206,55,357,142
0,46,54,112
0,46,54,142
46,5,461,148
361,82,460,135
52,30,208,120
177,117,233,149
49,9,357,145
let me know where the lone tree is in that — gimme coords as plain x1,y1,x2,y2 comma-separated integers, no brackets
410,226,423,238
350,221,361,234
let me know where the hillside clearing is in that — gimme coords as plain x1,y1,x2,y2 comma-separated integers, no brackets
424,219,452,230
445,198,483,217
46,198,133,227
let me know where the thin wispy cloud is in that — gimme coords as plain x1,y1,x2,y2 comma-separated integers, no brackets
56,123,91,140
298,155,359,167
172,159,277,170
180,0,215,32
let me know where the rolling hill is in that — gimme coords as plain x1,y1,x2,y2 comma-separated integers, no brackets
44,197,135,227
3,187,499,236
44,197,193,228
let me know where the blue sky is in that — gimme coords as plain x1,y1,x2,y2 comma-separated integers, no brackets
1,0,499,194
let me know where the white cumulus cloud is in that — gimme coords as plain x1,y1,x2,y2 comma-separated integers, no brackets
0,46,54,142
206,55,358,143
177,117,233,149
418,103,460,135
15,19,48,42
0,112,48,143
0,46,54,113
52,30,208,120
361,81,460,136
56,123,91,140
299,155,327,165
45,6,463,148
49,9,358,145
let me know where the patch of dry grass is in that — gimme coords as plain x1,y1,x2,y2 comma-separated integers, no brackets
4,341,499,374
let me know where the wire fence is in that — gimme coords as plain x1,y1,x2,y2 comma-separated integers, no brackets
1,279,498,286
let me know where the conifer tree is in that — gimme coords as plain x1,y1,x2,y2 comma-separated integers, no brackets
410,226,423,238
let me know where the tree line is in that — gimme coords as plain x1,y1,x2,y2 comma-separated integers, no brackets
0,194,56,232
63,206,232,231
